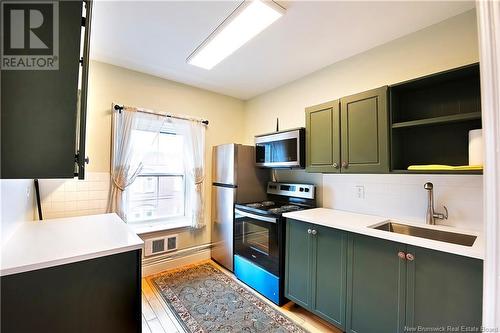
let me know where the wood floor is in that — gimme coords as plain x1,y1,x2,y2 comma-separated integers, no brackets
141,260,342,333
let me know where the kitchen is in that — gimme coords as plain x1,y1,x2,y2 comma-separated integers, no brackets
1,1,499,333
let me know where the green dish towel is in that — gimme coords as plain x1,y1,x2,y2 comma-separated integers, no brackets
408,164,483,171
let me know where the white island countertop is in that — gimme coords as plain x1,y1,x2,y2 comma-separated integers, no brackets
283,208,484,260
1,213,144,276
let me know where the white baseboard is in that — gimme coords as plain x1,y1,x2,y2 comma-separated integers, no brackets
142,248,211,277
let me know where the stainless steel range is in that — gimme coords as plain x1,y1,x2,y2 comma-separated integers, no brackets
234,182,316,305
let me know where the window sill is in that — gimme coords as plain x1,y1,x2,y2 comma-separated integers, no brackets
128,217,191,235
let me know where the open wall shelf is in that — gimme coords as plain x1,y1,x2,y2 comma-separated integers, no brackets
390,63,482,174
391,112,481,129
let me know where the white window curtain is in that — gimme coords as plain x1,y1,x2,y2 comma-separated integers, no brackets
107,106,165,218
107,104,207,229
170,117,206,229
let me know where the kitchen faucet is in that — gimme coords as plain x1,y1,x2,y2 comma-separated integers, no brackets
424,182,448,225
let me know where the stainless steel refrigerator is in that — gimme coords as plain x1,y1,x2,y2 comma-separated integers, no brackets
211,144,269,272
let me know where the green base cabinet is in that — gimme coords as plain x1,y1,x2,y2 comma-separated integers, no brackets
346,233,407,333
345,233,483,333
285,219,347,330
312,224,348,328
405,245,483,330
285,219,313,309
305,86,389,174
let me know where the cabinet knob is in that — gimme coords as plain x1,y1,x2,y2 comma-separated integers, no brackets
311,229,317,235
342,161,349,168
406,253,415,261
333,162,339,169
84,156,90,164
397,251,406,260
307,229,312,234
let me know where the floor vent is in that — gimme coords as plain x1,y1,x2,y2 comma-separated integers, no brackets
145,234,178,256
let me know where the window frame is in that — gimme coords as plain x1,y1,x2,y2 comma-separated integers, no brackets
124,130,188,225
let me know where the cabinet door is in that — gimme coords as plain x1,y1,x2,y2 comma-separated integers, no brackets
405,246,483,329
311,225,347,330
346,233,406,333
285,219,313,308
1,1,84,179
1,250,142,333
305,100,341,173
340,86,389,173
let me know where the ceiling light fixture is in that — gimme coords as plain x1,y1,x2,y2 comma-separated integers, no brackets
187,0,285,70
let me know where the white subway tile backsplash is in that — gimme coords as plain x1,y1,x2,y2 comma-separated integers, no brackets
88,190,108,200
88,181,108,191
51,201,65,212
64,201,77,211
76,181,89,191
64,181,77,192
322,174,483,231
88,200,101,210
51,191,65,202
76,200,90,210
76,191,89,201
39,172,110,219
64,191,78,201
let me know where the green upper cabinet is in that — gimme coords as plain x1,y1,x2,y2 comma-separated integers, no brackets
1,0,92,179
305,100,341,173
285,219,347,331
305,86,389,174
340,86,389,173
405,245,483,329
346,233,407,333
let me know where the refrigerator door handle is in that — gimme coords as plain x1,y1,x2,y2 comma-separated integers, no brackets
235,209,278,223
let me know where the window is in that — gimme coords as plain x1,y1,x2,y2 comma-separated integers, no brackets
124,126,186,224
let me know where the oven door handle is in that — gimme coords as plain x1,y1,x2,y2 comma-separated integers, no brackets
235,209,278,223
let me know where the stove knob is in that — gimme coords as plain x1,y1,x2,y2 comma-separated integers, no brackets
307,229,312,234
304,188,310,192
299,188,304,192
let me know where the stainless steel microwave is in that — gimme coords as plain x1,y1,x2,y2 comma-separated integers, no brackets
255,128,305,168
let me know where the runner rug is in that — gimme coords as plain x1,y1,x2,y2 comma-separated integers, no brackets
150,262,307,333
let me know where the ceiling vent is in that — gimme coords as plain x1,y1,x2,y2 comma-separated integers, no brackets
145,235,178,256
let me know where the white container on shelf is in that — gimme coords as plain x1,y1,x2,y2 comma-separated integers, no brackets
468,129,483,166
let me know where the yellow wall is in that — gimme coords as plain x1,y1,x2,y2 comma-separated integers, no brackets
86,60,246,248
243,10,478,143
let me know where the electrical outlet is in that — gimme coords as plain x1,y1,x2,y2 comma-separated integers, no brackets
26,186,31,198
354,185,365,199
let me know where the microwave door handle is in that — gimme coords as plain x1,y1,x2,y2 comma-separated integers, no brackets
234,209,278,223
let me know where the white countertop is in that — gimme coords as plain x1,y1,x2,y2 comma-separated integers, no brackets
1,213,144,276
283,208,484,260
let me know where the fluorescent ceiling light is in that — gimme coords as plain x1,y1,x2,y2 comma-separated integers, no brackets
187,0,285,70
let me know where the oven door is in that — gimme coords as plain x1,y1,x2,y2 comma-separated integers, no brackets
234,209,280,276
255,129,304,168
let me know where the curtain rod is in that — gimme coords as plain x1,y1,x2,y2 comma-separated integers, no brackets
113,104,209,126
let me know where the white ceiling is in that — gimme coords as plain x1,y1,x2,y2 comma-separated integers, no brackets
90,1,475,100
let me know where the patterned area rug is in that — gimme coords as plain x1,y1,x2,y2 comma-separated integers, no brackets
151,262,308,333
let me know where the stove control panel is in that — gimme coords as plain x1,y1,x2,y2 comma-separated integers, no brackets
267,182,315,200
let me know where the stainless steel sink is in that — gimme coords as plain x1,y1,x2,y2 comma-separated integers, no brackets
372,221,477,247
